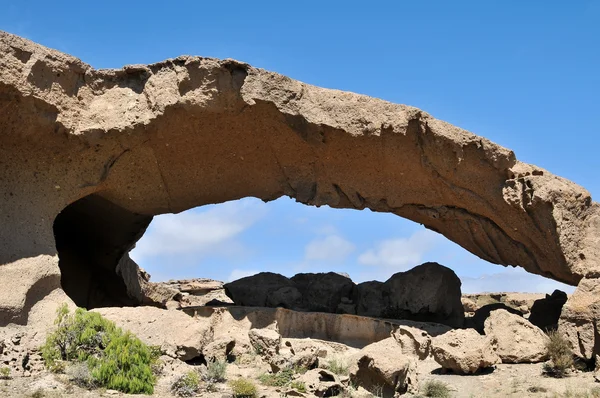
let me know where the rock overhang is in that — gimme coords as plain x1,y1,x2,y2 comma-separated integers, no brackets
1,30,599,310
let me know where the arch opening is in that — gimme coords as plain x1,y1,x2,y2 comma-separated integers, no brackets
52,193,574,311
52,194,152,308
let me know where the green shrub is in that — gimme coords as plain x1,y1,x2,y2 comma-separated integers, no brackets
206,359,227,382
258,367,294,387
325,357,349,376
88,331,157,394
41,304,158,394
290,380,306,393
229,378,257,398
421,379,452,398
0,367,10,380
543,330,574,378
66,362,96,388
29,390,44,398
171,371,200,397
527,385,548,393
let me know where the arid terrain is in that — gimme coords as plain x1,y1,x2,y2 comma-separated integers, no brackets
1,269,598,398
2,31,600,398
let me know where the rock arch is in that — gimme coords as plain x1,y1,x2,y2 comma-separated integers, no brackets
1,31,600,317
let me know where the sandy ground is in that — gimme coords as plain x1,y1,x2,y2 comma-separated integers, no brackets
2,356,599,398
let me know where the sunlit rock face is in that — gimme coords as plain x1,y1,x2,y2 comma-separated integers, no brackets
1,31,599,336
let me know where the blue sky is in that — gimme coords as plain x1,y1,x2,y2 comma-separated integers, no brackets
3,1,598,292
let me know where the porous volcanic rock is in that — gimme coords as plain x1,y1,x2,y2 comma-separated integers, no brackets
349,337,418,395
248,327,281,361
354,281,385,317
224,272,301,309
529,289,568,331
467,303,524,334
296,368,343,397
558,278,600,360
1,31,600,337
382,262,465,328
291,272,355,313
93,306,212,361
431,329,500,374
484,309,549,363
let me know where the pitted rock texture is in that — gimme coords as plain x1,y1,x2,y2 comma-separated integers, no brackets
224,264,463,327
1,31,600,319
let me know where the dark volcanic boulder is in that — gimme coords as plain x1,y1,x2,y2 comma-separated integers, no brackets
382,262,464,328
529,289,568,331
224,272,301,308
354,281,385,317
291,272,356,313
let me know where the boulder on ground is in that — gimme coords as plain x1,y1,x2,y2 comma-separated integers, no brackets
349,337,417,396
203,337,236,362
391,325,432,360
529,290,568,331
431,329,500,374
248,327,281,360
354,281,385,317
291,272,355,313
467,303,523,334
93,306,211,361
559,278,600,360
382,262,465,328
484,309,549,363
224,272,301,308
297,368,342,397
461,297,478,313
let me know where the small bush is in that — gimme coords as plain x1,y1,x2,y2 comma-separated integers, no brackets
258,367,294,387
206,359,227,382
171,371,200,397
527,385,548,393
47,360,66,374
66,362,96,389
0,367,10,380
421,379,452,398
41,304,158,394
229,378,257,398
543,330,574,378
29,390,44,398
554,387,600,398
325,357,349,376
290,380,306,393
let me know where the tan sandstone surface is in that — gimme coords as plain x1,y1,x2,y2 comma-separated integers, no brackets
2,30,600,363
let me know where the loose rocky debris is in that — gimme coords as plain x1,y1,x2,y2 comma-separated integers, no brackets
138,269,233,310
0,282,597,398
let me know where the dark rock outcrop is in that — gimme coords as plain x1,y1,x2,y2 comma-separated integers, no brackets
529,289,568,331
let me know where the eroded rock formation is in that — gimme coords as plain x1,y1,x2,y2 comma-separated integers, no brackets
1,31,600,357
224,264,464,327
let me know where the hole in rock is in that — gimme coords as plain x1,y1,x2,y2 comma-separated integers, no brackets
53,195,575,312
185,355,207,367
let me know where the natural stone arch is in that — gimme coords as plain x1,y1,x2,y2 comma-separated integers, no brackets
1,31,600,313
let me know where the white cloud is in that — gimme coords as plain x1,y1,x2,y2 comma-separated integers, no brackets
460,267,576,294
227,269,261,282
305,235,355,262
358,229,439,270
131,198,267,260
